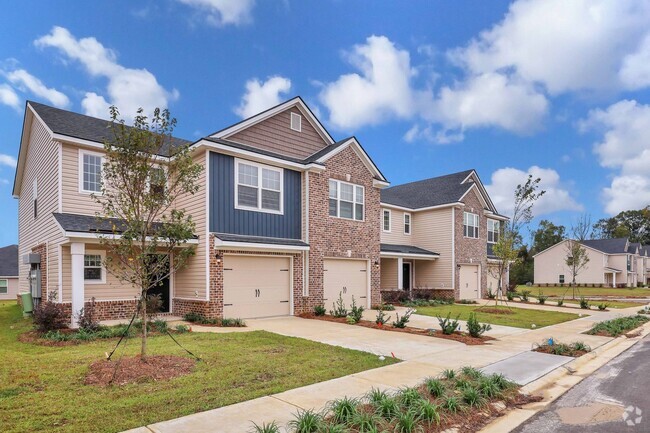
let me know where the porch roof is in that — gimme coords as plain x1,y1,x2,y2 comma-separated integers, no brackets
604,267,622,273
213,233,309,251
380,243,439,259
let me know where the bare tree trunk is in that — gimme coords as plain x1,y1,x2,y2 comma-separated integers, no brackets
141,290,147,358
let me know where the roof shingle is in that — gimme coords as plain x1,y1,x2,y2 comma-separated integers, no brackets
0,244,18,277
381,170,475,209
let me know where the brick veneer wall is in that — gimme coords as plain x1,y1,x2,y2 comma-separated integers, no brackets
305,146,382,311
60,299,139,321
31,243,48,301
454,188,488,299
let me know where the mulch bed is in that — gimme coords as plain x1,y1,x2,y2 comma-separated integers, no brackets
299,314,495,345
532,346,589,358
476,307,515,315
85,355,196,386
18,329,79,347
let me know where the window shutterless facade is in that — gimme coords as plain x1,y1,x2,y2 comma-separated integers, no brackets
329,179,364,221
487,219,500,243
84,253,104,284
79,150,104,194
463,212,479,238
404,213,411,235
0,279,7,294
382,209,391,232
235,159,283,214
559,274,565,284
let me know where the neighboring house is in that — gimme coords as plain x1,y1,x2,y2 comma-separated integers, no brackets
0,244,19,300
13,97,388,325
634,244,649,286
379,170,509,300
533,238,643,287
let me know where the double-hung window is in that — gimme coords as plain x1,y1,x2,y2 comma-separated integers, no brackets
84,253,104,284
487,219,500,243
80,150,104,194
463,212,479,238
382,209,391,232
0,279,7,294
404,213,411,235
329,179,364,221
149,167,166,197
235,159,283,213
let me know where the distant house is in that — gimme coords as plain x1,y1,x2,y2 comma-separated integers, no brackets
0,244,19,300
533,238,646,287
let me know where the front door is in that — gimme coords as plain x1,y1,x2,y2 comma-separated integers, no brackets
402,262,411,290
147,255,170,313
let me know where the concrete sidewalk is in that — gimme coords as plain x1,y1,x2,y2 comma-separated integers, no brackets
128,305,643,433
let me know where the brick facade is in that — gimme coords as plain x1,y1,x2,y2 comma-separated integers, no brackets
454,188,489,298
305,146,382,311
60,299,139,321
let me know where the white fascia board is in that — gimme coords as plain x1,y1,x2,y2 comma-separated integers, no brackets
380,251,439,260
63,231,199,245
315,137,386,182
214,239,310,252
380,202,464,212
373,179,390,188
462,170,498,212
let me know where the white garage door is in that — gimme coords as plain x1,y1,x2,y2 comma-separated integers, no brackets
459,265,480,299
323,259,368,310
223,255,291,319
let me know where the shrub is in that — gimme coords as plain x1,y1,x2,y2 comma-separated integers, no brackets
348,296,364,323
571,341,591,352
579,297,590,309
288,409,322,433
144,293,163,317
477,378,501,398
519,290,531,302
392,309,414,328
329,397,358,424
393,410,421,433
313,305,326,316
77,297,100,332
460,366,484,380
183,312,205,323
366,388,389,405
597,303,608,311
415,399,440,425
506,291,515,301
466,313,491,338
556,298,564,307
537,291,548,305
441,396,461,413
152,319,169,333
174,324,190,333
375,309,390,326
350,411,379,432
441,368,456,380
345,315,357,325
33,300,68,333
330,293,348,318
424,377,446,398
373,396,400,420
587,315,649,337
380,303,396,311
462,386,486,408
250,421,281,433
437,313,461,335
221,318,246,327
398,387,423,408
486,288,496,299
457,299,478,305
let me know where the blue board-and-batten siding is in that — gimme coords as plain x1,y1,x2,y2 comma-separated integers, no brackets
209,152,302,239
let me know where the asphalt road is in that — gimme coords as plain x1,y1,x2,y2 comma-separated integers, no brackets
513,334,650,433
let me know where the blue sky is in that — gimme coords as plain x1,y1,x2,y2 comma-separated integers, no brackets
1,0,650,247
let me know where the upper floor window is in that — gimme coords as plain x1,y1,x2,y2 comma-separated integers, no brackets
235,159,283,214
149,167,166,197
627,255,632,272
382,209,391,232
329,179,364,221
80,150,103,193
463,212,479,238
404,213,411,235
487,219,500,243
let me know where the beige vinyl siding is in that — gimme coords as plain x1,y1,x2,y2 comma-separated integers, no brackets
173,150,207,299
61,246,139,301
226,107,328,159
0,277,20,300
411,208,454,289
17,116,62,299
380,258,398,289
533,240,607,285
609,254,633,286
380,208,413,245
61,143,104,215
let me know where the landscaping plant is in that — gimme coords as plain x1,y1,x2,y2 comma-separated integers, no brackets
77,297,101,332
313,305,326,316
579,297,590,309
437,313,461,335
375,309,390,326
424,377,446,398
587,315,649,337
556,298,564,307
392,309,414,328
330,293,348,318
597,303,608,311
329,397,358,424
288,409,322,433
348,296,364,323
466,313,492,338
506,290,516,301
486,288,496,299
537,291,548,305
250,421,281,433
519,290,531,302
33,296,68,333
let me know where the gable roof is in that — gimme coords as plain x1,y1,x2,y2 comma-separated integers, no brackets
581,238,629,254
381,169,491,210
0,244,18,277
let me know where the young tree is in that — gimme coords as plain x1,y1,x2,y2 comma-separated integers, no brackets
565,215,591,298
95,107,202,357
489,175,545,302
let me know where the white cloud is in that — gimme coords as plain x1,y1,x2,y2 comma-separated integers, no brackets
177,0,255,26
35,26,178,120
581,99,650,214
319,35,417,130
234,76,291,119
486,166,582,217
0,153,17,168
620,34,650,89
5,69,69,108
450,0,650,94
0,84,20,110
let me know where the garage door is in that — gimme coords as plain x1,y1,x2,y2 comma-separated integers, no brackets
323,259,368,309
459,265,480,299
223,255,291,319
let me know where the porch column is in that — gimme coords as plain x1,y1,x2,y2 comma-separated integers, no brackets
397,257,403,290
613,272,616,288
70,242,85,328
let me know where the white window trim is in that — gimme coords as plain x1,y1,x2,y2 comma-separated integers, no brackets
146,166,168,195
463,212,479,239
487,219,499,244
290,112,302,132
0,278,7,294
382,209,391,233
403,212,411,235
234,158,284,215
84,250,106,285
78,149,105,195
329,179,365,222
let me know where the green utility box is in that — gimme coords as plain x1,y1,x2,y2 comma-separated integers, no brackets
21,292,34,317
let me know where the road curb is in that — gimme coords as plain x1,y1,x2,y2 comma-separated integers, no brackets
479,319,650,433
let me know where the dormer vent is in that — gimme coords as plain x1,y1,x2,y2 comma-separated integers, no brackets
290,112,302,132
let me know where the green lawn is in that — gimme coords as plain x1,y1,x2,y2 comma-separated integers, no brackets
0,302,396,433
517,285,650,298
413,304,580,329
562,299,646,309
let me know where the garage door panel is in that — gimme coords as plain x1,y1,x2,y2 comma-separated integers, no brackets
323,259,368,308
459,265,479,299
